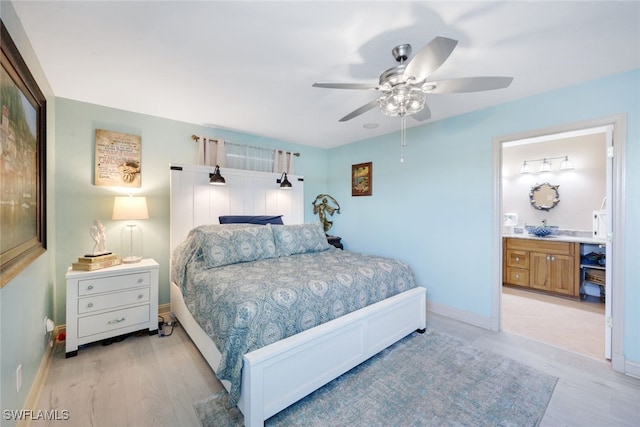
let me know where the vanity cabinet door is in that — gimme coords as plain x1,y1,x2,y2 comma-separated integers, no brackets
529,252,576,295
549,254,575,296
530,252,551,291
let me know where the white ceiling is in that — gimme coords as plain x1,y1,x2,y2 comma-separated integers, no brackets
10,1,640,149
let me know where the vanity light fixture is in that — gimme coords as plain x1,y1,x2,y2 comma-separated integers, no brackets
559,156,574,170
520,161,532,174
539,158,551,172
519,156,574,174
277,172,292,189
209,165,226,185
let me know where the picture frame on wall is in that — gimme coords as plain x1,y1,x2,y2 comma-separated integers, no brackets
0,20,47,287
352,162,372,196
94,129,142,187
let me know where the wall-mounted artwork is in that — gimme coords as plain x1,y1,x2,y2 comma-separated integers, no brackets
94,129,141,187
352,162,372,197
0,20,47,287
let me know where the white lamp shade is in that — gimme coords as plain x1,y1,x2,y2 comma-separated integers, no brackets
112,196,149,220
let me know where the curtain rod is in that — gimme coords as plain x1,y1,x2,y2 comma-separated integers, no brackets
191,134,300,157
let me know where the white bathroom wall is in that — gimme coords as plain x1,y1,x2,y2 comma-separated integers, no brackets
502,132,606,231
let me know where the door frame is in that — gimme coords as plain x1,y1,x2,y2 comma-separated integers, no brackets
492,114,626,372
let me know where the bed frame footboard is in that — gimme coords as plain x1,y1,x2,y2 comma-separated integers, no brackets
239,286,426,427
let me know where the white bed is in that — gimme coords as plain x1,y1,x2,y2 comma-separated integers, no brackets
169,163,426,427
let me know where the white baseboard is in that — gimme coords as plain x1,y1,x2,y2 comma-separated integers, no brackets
18,339,56,427
426,300,493,330
625,358,640,379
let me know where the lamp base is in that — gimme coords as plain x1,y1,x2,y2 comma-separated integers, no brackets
122,256,142,264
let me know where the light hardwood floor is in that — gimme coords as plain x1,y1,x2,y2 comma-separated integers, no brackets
32,314,639,427
502,286,606,360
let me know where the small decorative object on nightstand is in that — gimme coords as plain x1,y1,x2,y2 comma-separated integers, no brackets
65,258,159,357
313,194,341,233
327,235,343,250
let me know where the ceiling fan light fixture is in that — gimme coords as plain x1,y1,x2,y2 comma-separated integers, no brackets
379,85,426,117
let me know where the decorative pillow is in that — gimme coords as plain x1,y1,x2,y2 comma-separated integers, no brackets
197,225,276,268
219,215,284,225
271,222,332,257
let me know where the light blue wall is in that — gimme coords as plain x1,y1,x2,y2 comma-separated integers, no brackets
0,1,56,422
53,99,328,325
326,69,640,365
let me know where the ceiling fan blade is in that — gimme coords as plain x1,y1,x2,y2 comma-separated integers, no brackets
411,104,431,122
429,76,514,94
403,36,458,81
339,99,380,122
313,82,379,90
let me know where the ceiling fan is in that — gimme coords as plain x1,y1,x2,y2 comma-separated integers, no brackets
312,36,514,123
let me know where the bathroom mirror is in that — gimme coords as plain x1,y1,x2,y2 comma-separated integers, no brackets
529,183,560,211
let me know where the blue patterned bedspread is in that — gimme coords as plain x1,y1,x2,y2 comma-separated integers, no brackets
173,226,417,405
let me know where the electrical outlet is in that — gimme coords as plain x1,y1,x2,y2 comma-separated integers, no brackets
16,364,22,393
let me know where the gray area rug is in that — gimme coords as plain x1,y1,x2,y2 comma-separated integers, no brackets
194,329,557,426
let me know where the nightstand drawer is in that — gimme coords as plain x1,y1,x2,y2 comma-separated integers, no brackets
78,305,150,338
78,288,150,314
78,272,150,296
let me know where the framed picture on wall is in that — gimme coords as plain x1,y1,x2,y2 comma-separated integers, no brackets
352,162,372,196
0,20,47,287
94,129,142,187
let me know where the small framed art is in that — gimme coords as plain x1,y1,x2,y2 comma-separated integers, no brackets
94,129,142,187
352,162,372,197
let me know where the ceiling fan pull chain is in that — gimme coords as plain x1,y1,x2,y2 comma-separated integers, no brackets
400,115,407,163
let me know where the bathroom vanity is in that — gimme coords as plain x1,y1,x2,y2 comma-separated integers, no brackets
503,236,581,296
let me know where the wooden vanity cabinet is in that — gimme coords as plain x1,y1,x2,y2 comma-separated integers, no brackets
503,237,580,297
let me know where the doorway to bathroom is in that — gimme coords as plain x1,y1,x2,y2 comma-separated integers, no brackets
493,116,625,366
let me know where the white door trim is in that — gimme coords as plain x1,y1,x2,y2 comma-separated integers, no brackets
492,114,626,373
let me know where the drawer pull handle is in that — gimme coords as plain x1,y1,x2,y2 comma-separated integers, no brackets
87,285,94,290
87,303,94,308
515,274,520,279
137,278,143,283
515,257,520,262
138,294,144,299
108,317,125,325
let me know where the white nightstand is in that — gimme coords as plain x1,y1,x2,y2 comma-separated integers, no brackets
65,258,159,357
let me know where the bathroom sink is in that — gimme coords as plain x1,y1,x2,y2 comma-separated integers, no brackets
525,225,559,237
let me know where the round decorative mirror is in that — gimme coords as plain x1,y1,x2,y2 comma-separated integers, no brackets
529,183,560,211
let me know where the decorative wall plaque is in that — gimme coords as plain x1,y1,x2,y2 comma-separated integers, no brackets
94,129,141,187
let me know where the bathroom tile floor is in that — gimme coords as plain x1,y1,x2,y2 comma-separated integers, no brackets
501,286,605,360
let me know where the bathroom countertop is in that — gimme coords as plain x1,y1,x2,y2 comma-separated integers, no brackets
503,233,606,245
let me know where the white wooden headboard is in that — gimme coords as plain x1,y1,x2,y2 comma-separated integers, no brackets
169,163,304,255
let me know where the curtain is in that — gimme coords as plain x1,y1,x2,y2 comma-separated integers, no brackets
225,141,273,172
196,137,296,174
196,137,227,167
274,149,295,174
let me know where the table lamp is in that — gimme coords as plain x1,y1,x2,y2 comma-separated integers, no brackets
112,195,149,263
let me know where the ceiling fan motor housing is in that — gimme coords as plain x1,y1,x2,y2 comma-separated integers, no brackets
392,44,412,62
